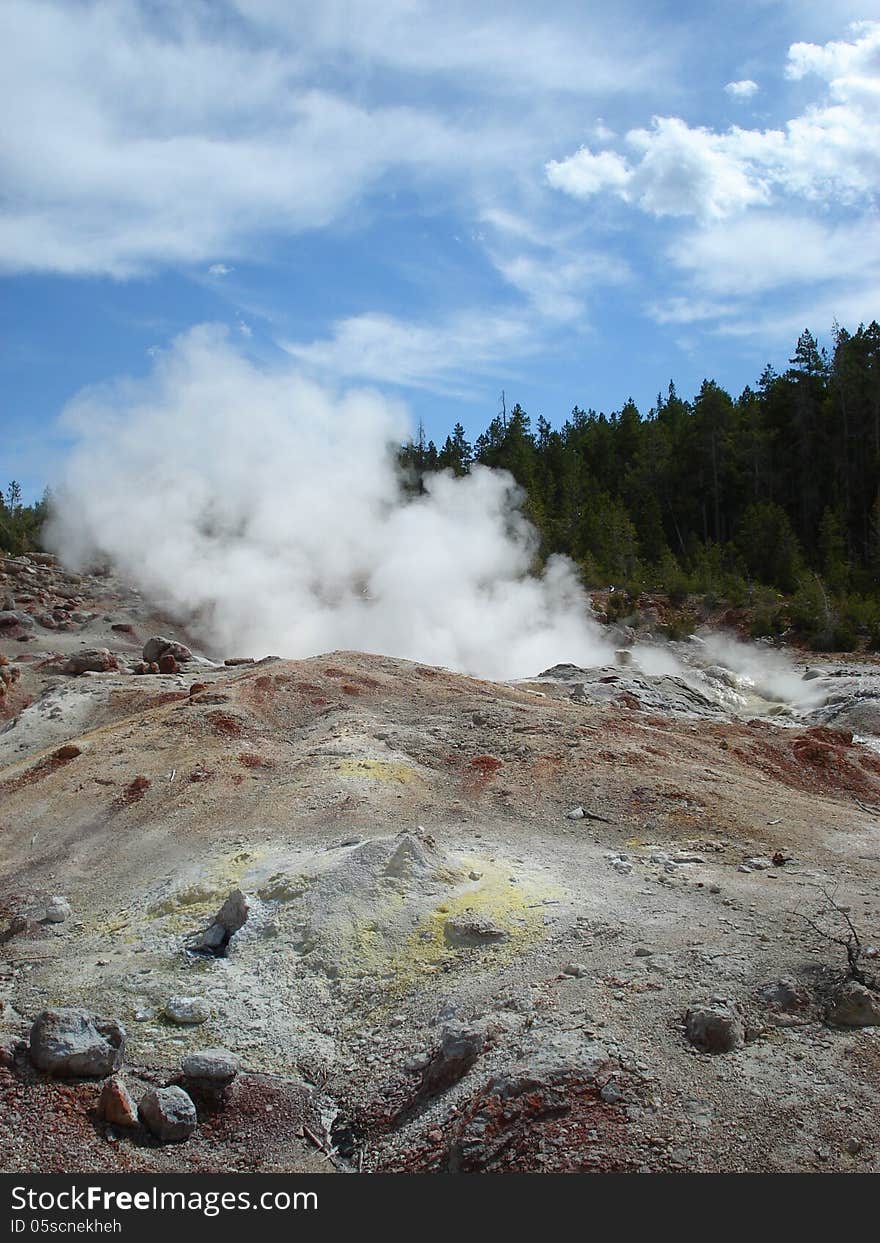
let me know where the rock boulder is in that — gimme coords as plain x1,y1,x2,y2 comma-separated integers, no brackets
29,1008,125,1077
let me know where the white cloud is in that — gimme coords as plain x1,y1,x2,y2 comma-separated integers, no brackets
280,309,534,392
725,79,759,98
209,264,233,277
650,212,880,342
230,0,664,98
490,247,628,323
626,117,773,219
0,0,663,278
547,22,880,221
667,213,880,297
546,148,632,200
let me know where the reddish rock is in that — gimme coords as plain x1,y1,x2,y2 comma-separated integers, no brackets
64,649,118,675
98,1075,138,1127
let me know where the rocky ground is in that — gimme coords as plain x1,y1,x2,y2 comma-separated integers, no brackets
1,552,879,1174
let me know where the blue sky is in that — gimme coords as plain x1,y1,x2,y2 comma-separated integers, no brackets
2,0,879,500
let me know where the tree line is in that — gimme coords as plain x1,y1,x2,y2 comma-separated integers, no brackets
5,321,879,649
400,322,880,649
0,483,48,557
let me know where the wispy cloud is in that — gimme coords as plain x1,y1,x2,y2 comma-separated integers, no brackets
0,0,662,279
280,308,535,394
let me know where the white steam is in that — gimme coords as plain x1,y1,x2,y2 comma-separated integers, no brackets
697,632,826,711
46,325,613,680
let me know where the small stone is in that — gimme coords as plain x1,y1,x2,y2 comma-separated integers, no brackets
845,1137,863,1156
443,914,508,948
743,857,773,870
192,889,250,956
98,1076,137,1127
685,997,746,1053
43,896,72,924
164,996,211,1026
565,806,585,820
53,744,82,761
181,1049,240,1085
600,1081,622,1104
562,962,587,977
826,980,880,1028
138,1086,197,1142
0,1035,26,1067
634,947,653,958
418,1026,484,1098
759,979,811,1015
63,648,118,675
142,636,193,664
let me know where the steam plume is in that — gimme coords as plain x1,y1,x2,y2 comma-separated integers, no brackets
46,325,613,679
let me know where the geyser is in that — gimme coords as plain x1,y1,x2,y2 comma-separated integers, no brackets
46,325,613,680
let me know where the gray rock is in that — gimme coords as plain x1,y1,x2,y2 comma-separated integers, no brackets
685,997,746,1053
214,889,249,934
383,833,437,879
565,806,586,820
0,610,35,629
138,1086,197,1142
192,889,250,956
0,1034,26,1067
29,1008,126,1077
444,914,509,948
743,857,773,871
562,962,587,977
181,1049,240,1085
142,636,193,664
42,896,71,924
826,981,880,1027
759,979,811,1014
164,996,211,1025
515,1029,610,1083
815,697,880,736
419,1026,485,1097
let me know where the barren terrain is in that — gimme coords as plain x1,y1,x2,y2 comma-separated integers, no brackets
1,553,879,1173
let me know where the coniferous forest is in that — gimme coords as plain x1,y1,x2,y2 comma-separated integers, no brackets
399,322,880,651
4,322,880,652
